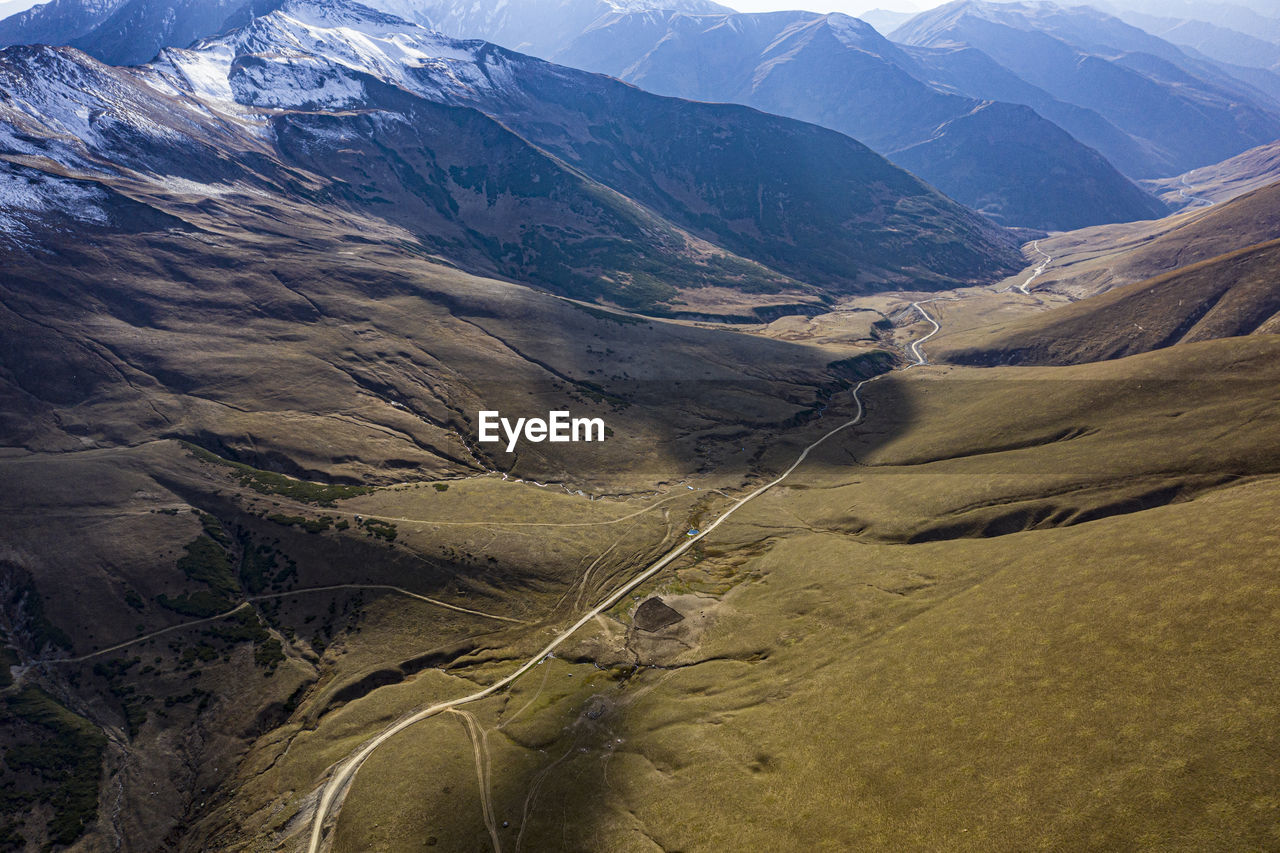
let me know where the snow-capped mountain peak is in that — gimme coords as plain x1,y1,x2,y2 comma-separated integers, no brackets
148,0,514,111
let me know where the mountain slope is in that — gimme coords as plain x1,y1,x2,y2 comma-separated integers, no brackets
892,0,1280,177
557,10,1167,231
900,41,1162,179
886,99,1164,230
4,1,1280,851
202,2,1022,294
0,0,1023,463
0,43,786,314
995,178,1280,300
0,200,894,846
936,178,1280,365
182,330,1280,853
72,0,282,65
1146,140,1280,208
941,237,1280,365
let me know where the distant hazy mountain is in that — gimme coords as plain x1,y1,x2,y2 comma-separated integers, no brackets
557,9,1167,231
1096,0,1280,44
1120,12,1280,69
0,0,128,48
379,0,731,57
859,8,913,35
900,40,1161,179
892,0,1280,178
1109,10,1280,104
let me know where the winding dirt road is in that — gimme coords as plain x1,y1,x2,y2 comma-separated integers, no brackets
1178,173,1214,208
303,301,957,852
304,371,890,853
1016,240,1053,295
908,300,945,365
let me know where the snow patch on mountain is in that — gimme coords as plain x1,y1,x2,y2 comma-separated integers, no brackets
0,44,197,157
230,53,368,109
176,1,519,109
0,162,108,237
152,43,237,104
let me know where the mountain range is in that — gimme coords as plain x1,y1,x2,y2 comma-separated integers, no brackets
1121,11,1280,70
2,0,1023,327
556,9,1167,231
1098,0,1280,46
9,0,1280,234
0,0,1022,465
374,0,732,58
892,1,1280,177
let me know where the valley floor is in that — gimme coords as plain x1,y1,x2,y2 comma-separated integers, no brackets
4,256,1278,853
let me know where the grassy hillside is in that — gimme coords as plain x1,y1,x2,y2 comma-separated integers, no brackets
184,335,1280,852
6,291,1278,851
1,6,1275,849
940,238,1280,365
999,179,1280,300
0,187,880,487
463,58,1024,291
1146,139,1280,209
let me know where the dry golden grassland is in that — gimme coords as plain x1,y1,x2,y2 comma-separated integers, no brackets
175,335,1280,852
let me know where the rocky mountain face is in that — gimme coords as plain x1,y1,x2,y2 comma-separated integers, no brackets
0,0,285,64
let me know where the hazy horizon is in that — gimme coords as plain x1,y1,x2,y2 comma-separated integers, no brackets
0,0,944,22
728,0,933,13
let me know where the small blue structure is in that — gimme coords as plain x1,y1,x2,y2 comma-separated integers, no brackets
687,529,700,536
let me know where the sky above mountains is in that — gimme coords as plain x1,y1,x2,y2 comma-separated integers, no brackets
730,0,929,12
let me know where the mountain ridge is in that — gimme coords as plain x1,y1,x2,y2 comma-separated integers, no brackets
556,8,1169,231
